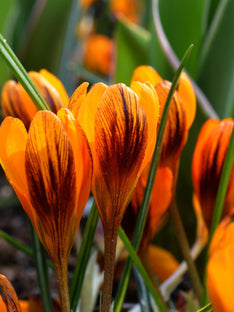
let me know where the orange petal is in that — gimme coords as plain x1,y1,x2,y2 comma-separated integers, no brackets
39,69,69,106
156,81,187,169
147,245,179,282
29,71,65,113
57,108,92,222
1,81,38,129
178,72,196,130
207,218,234,312
92,83,148,228
131,65,162,86
0,274,22,312
68,82,89,119
25,111,77,261
192,118,234,228
193,194,208,246
130,81,159,171
128,166,172,249
0,117,35,221
78,82,108,144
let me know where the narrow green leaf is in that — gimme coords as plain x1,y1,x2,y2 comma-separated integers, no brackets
0,229,33,258
0,33,50,111
29,223,53,312
133,266,153,312
114,44,193,312
118,227,167,312
198,0,231,77
70,200,99,312
197,303,213,312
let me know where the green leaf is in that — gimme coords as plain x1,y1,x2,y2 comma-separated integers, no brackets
197,303,214,312
70,201,99,312
114,18,150,84
118,227,167,312
0,33,50,111
133,267,153,312
197,0,234,118
29,223,53,312
158,0,206,78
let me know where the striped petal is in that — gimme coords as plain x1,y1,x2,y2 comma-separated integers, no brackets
130,81,159,171
1,81,38,129
0,274,22,312
156,80,187,169
92,83,148,228
39,69,69,106
25,111,77,261
192,118,234,228
57,108,92,221
29,71,65,113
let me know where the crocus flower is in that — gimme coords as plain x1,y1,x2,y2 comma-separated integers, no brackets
83,34,114,76
192,118,234,228
1,69,69,129
122,166,173,250
110,0,140,23
69,81,159,311
0,108,92,312
131,65,196,174
207,217,234,312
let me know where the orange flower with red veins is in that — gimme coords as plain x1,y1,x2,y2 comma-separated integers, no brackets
83,35,114,76
207,217,234,312
122,166,173,250
192,118,234,228
0,108,92,312
1,69,69,129
131,65,196,173
69,81,159,312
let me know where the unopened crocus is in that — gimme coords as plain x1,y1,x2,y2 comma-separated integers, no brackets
132,65,196,175
83,34,114,76
192,118,234,228
69,81,159,311
0,108,92,312
110,0,140,23
207,217,234,312
1,69,69,129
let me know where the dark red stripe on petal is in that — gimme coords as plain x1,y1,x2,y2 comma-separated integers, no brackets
25,111,77,257
94,84,148,223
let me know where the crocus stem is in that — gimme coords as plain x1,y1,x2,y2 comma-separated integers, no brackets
169,199,202,304
102,225,119,312
55,259,70,312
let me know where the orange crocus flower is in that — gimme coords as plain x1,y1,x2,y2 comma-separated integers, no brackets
122,166,173,250
69,81,159,312
192,118,234,228
131,65,196,173
83,34,114,76
207,217,234,312
1,69,69,129
0,108,92,312
110,0,140,23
